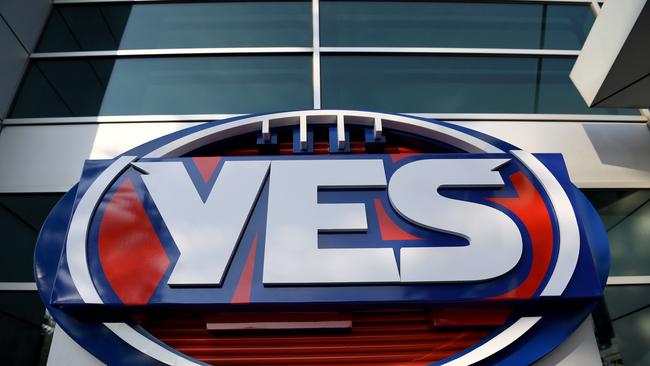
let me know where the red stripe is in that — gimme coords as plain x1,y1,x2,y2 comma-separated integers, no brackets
374,199,423,241
231,233,258,304
192,157,222,183
207,312,353,331
431,308,511,327
487,172,554,299
390,152,422,163
98,178,170,305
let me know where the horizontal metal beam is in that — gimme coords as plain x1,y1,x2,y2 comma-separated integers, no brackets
607,276,650,286
31,47,313,59
31,47,581,59
414,113,646,122
3,115,240,125
320,47,581,57
53,0,606,4
0,282,37,291
3,113,646,126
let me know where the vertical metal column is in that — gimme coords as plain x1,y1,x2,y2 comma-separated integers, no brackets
312,0,321,109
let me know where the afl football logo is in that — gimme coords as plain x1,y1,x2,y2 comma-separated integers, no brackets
35,110,609,365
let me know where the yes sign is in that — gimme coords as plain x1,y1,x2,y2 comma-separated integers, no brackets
35,111,609,366
136,158,521,286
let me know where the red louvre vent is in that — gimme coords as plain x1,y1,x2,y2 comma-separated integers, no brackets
186,124,455,157
141,309,503,366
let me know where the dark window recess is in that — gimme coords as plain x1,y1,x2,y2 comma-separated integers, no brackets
593,286,650,366
321,2,593,50
583,190,650,276
0,292,52,366
37,2,311,52
321,55,636,115
0,194,62,282
10,56,313,118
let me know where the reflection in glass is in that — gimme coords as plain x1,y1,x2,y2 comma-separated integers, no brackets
11,60,115,118
37,2,312,52
10,56,313,117
543,4,594,50
584,190,650,276
38,312,55,366
321,55,636,115
0,292,48,365
322,55,538,113
321,2,593,49
594,286,650,365
37,5,131,52
0,194,62,282
536,58,630,115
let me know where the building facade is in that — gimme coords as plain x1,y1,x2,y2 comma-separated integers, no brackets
0,0,648,365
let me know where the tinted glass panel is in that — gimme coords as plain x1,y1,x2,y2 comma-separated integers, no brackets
320,2,593,49
594,286,650,366
37,2,311,52
0,195,62,282
0,292,50,366
584,190,650,276
321,55,636,114
542,4,594,50
536,57,631,115
10,56,312,117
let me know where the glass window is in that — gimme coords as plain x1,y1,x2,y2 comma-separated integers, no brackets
542,4,594,50
536,57,631,115
583,190,650,276
10,56,313,117
320,2,593,50
594,286,650,366
322,55,538,113
0,292,51,366
10,59,116,118
37,2,312,52
0,195,62,282
320,55,636,114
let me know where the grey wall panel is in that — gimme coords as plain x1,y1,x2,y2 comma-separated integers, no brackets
0,124,98,192
47,327,104,366
0,0,51,52
0,18,29,120
570,0,647,106
457,121,650,189
0,123,200,192
592,1,650,108
596,74,650,108
0,121,648,193
534,317,602,366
